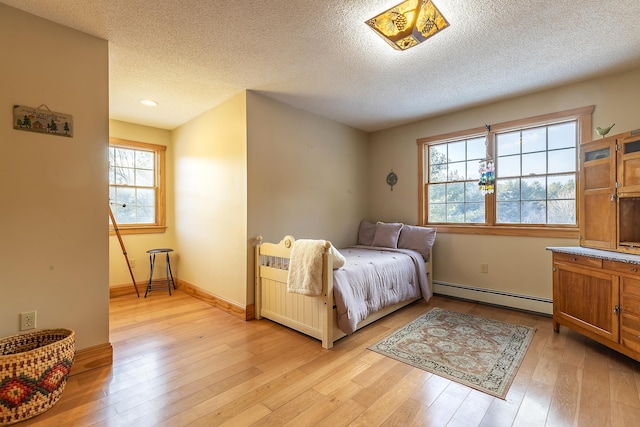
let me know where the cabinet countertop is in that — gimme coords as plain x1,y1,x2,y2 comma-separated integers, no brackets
547,246,640,265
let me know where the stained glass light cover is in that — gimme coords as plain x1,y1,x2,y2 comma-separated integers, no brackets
366,0,449,51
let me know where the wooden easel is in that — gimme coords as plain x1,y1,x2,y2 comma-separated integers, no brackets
109,204,140,297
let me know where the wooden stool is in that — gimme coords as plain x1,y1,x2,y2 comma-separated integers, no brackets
145,248,176,297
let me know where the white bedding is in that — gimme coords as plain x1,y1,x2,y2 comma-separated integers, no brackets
332,246,431,334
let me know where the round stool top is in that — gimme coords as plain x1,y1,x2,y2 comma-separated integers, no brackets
146,248,174,254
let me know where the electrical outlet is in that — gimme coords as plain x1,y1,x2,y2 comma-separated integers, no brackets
129,259,135,268
20,311,37,330
480,264,489,274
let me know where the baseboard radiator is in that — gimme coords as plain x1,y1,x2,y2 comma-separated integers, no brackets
433,281,552,316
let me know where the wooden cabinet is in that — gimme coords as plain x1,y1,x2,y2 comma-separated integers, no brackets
550,248,640,362
554,128,640,360
579,130,640,254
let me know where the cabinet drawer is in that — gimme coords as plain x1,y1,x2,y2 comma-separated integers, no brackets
621,329,640,354
621,314,640,353
621,276,640,298
622,293,640,317
554,252,603,268
603,259,640,276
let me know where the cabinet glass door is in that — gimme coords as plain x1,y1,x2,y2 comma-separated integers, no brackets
618,136,640,192
580,139,617,250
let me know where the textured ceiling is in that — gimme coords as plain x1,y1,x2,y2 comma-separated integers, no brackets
3,0,640,132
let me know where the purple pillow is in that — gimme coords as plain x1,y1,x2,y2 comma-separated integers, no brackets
398,225,436,261
372,222,404,248
357,220,377,245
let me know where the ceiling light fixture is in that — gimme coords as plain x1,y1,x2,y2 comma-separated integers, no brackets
366,0,449,51
139,99,158,107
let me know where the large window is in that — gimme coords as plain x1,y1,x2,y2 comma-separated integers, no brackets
109,138,166,234
418,106,594,236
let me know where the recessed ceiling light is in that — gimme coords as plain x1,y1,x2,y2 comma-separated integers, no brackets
139,99,158,107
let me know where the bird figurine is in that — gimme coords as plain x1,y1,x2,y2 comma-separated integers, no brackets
596,123,615,138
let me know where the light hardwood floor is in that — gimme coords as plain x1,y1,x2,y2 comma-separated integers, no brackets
23,290,640,426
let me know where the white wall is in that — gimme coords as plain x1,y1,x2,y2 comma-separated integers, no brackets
368,67,640,314
0,5,109,349
108,120,176,288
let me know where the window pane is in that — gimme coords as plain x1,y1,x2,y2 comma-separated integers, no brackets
498,155,521,178
521,127,546,153
497,132,520,156
136,169,154,186
496,178,520,201
465,202,484,223
497,201,520,223
114,167,133,185
467,137,486,160
115,201,135,223
448,161,466,181
448,141,465,162
117,187,136,206
430,144,447,165
548,174,575,200
522,152,546,175
522,200,546,224
429,183,446,203
446,182,465,203
137,188,155,206
548,122,576,150
548,148,576,173
467,159,482,181
137,205,155,223
430,162,447,183
521,177,546,200
446,203,465,223
548,200,576,224
429,203,446,222
114,148,134,167
135,150,154,169
465,182,484,203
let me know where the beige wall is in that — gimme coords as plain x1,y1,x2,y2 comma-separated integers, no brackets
172,92,248,305
0,5,109,349
368,67,640,314
246,92,370,304
108,120,176,288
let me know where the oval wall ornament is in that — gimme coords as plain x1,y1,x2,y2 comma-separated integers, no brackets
386,170,398,191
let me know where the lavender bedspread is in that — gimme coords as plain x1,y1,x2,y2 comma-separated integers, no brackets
332,246,431,334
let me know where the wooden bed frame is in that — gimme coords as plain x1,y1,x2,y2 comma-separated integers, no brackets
254,235,432,349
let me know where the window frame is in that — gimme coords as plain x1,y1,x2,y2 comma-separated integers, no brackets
109,137,167,235
417,105,594,237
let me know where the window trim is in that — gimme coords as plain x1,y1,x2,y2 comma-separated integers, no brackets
417,105,594,237
109,137,167,235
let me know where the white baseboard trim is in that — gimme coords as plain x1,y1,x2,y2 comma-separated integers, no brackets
433,281,553,315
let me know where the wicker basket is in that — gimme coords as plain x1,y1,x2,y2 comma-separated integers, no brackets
0,329,75,426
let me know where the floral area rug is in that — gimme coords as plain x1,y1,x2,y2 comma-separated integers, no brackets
368,307,535,399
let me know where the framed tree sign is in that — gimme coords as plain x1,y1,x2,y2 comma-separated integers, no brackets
13,104,73,138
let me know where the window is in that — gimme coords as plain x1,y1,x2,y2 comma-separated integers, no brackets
109,138,166,234
418,106,594,236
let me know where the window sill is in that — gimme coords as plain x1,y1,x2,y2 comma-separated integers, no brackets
426,224,579,238
109,225,167,235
